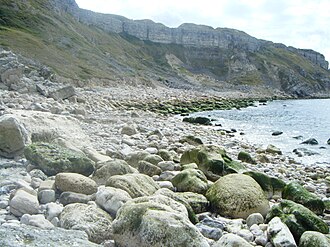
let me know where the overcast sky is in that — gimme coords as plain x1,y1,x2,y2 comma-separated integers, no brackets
75,0,330,63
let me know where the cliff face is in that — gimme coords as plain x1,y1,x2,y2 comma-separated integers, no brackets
0,0,329,97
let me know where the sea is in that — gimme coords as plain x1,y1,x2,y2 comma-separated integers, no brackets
192,98,330,166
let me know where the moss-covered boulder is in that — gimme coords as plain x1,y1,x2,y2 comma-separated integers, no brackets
283,182,325,214
299,231,330,247
175,192,209,214
24,142,95,176
244,171,286,199
180,145,246,181
112,195,209,247
171,168,208,194
206,174,270,219
106,173,160,198
237,151,256,164
265,200,329,242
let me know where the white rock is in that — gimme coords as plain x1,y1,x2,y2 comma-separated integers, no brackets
213,233,253,247
46,202,63,221
246,213,264,227
9,189,39,217
21,214,54,229
267,217,297,247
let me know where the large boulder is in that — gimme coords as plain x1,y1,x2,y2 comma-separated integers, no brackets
106,173,160,198
112,195,209,247
55,173,98,195
299,231,330,247
206,174,269,219
244,171,286,199
265,200,329,242
96,186,132,217
180,145,246,181
283,182,325,214
0,115,30,158
9,189,39,217
171,168,208,194
267,217,297,247
93,159,137,185
24,142,95,176
60,203,112,244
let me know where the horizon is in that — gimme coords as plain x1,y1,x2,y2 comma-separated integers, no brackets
75,0,330,65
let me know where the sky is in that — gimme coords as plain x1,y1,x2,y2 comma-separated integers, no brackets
75,0,330,63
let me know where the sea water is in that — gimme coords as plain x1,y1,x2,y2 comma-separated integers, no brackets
193,99,330,166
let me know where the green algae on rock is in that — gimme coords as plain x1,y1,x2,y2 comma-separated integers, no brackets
171,168,209,194
24,142,95,176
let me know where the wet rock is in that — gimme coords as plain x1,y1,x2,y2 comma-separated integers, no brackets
95,186,132,218
299,231,330,247
0,115,30,158
55,173,98,195
266,144,282,155
272,131,283,136
327,138,330,145
301,138,319,145
237,151,256,164
268,217,297,247
179,135,203,145
213,233,253,247
283,182,325,214
293,148,319,157
172,168,208,194
206,174,269,219
266,200,329,242
9,189,39,217
93,159,137,185
183,116,212,125
24,142,95,176
106,173,160,198
60,203,113,244
112,195,209,247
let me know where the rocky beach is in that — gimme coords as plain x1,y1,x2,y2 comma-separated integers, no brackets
0,49,330,246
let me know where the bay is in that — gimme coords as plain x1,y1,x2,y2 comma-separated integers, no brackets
193,99,330,166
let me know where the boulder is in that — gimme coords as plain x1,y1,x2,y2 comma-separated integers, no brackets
60,203,113,244
120,123,138,136
143,154,164,166
112,195,209,247
9,189,39,217
175,191,209,214
327,138,330,145
93,159,137,185
237,151,256,164
272,131,283,136
171,168,208,194
267,217,297,247
179,135,203,145
206,174,269,219
183,116,212,125
180,145,246,181
24,142,95,176
213,233,253,247
125,150,150,168
21,214,54,229
293,148,319,157
299,231,330,247
55,173,98,195
0,115,30,158
96,186,132,217
59,191,95,206
38,189,56,204
265,200,329,242
246,213,264,228
37,83,75,100
266,144,282,155
244,171,286,199
301,138,319,145
106,173,160,198
283,182,325,214
138,160,162,176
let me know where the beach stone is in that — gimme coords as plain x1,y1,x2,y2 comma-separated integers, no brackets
293,148,319,157
83,147,111,163
93,159,137,185
327,138,330,145
121,123,138,136
0,224,100,247
172,168,208,194
38,189,56,204
246,213,264,227
157,160,175,171
179,135,204,145
183,116,211,125
244,171,286,199
301,138,319,145
267,217,297,247
24,142,95,176
213,233,253,247
180,145,246,182
265,200,329,242
9,189,39,217
38,180,55,191
206,174,269,219
158,149,173,161
143,154,164,166
299,231,330,247
60,203,113,244
29,169,47,180
156,180,175,190
237,229,254,242
283,182,325,214
21,214,54,229
95,186,132,217
55,173,98,195
106,173,160,198
59,191,95,206
138,160,162,176
112,195,209,247
272,131,283,136
266,144,282,155
176,191,209,214
0,115,30,158
196,223,222,240
238,151,256,164
46,202,63,221
125,150,150,168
